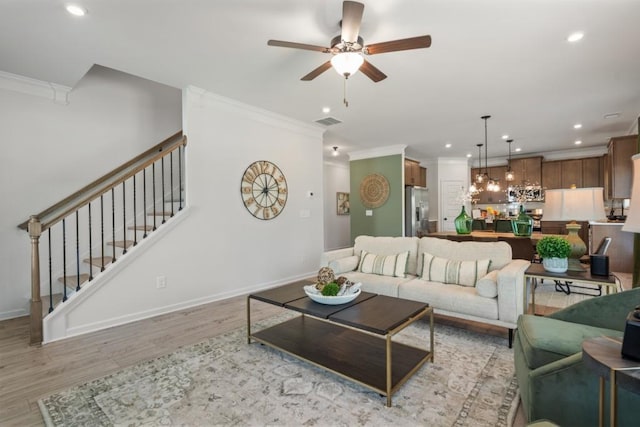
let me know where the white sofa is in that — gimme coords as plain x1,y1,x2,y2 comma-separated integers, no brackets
321,235,531,347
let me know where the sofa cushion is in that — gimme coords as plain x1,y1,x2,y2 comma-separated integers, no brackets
517,314,624,370
353,236,420,275
338,271,412,298
358,250,409,278
328,255,359,275
399,278,499,320
417,237,512,273
420,252,490,287
476,270,499,298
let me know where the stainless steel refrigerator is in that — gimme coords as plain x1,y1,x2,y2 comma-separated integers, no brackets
405,186,429,237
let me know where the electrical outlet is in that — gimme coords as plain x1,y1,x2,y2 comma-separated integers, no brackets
156,276,167,289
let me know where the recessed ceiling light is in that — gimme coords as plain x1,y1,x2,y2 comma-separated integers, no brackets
575,140,582,145
322,106,331,114
567,32,584,43
515,148,522,152
445,143,452,148
501,135,509,140
573,123,582,129
466,153,472,158
66,4,87,16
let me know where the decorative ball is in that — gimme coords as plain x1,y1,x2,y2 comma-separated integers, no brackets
317,267,336,285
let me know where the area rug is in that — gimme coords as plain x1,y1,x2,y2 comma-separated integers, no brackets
39,314,519,427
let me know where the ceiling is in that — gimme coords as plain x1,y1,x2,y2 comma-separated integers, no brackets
1,0,639,163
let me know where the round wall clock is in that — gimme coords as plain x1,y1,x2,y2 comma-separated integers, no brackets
240,160,288,220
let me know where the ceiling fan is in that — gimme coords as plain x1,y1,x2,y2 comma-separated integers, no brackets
267,1,432,83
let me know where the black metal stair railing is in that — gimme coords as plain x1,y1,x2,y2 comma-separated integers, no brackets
18,131,186,345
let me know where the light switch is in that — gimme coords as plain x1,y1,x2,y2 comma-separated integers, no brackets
365,210,373,216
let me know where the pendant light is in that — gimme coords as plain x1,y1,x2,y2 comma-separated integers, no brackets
505,139,515,182
470,143,483,193
475,143,484,183
481,115,499,192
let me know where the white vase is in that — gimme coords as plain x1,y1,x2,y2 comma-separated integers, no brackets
542,257,568,273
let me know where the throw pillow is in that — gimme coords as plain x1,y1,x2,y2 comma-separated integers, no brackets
476,270,499,298
358,250,409,278
328,256,360,274
421,252,490,287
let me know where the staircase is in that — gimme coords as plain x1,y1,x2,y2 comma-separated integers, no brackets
51,206,182,309
19,132,187,344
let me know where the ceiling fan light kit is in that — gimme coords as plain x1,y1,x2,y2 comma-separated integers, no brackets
330,52,364,77
267,1,431,106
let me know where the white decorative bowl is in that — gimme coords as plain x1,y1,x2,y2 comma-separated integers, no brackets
304,287,361,305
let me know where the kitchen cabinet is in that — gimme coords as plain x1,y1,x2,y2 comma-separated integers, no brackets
541,157,604,190
561,159,583,188
404,159,426,187
419,166,427,187
509,156,542,185
582,157,604,188
541,161,562,189
607,135,637,199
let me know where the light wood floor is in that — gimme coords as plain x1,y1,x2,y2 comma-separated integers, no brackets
0,292,525,426
5,278,628,427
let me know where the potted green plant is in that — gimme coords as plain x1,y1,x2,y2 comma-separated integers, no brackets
536,236,571,273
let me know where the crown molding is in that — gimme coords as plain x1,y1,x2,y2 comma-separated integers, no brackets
185,85,324,139
0,70,71,105
348,144,407,161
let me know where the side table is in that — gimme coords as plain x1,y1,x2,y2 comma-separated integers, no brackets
523,263,619,315
582,336,640,427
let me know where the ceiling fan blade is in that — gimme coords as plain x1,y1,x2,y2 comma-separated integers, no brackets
364,35,432,55
301,61,333,81
268,40,331,53
341,1,364,43
359,60,387,82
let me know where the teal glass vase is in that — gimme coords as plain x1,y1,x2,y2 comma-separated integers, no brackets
511,205,533,237
454,206,473,234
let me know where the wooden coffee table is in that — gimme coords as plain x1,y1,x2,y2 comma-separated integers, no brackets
247,281,434,406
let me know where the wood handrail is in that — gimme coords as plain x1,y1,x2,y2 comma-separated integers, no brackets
18,131,186,232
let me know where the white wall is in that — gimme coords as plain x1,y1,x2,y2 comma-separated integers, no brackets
0,66,182,320
45,87,325,340
323,161,351,250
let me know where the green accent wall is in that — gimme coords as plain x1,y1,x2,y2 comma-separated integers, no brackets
350,154,403,243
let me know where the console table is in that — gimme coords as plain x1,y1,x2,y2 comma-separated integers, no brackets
523,263,619,315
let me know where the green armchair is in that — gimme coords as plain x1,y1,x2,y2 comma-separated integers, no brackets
514,287,640,426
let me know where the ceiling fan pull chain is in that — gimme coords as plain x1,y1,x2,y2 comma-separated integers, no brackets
343,76,349,107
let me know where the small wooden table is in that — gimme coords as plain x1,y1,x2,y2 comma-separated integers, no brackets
247,282,434,407
582,336,640,427
523,263,619,315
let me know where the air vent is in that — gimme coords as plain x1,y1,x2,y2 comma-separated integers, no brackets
314,116,342,126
